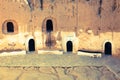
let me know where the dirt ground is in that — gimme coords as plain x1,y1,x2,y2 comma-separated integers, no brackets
0,66,119,80
0,54,120,80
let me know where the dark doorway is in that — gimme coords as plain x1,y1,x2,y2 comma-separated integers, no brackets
104,42,112,55
46,19,53,32
28,39,35,52
67,41,73,52
7,22,14,32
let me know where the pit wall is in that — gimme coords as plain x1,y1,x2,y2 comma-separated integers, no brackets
0,1,29,52
0,0,120,57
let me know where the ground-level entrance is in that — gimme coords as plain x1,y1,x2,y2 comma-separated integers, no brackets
45,19,55,48
104,42,112,55
28,39,35,52
66,41,73,52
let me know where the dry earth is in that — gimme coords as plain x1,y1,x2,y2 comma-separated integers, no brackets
0,54,120,80
0,66,120,80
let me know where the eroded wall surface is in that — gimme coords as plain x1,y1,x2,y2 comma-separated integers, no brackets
0,0,120,56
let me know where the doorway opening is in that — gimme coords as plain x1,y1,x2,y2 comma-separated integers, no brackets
46,19,53,32
28,39,35,52
7,22,14,32
104,42,112,55
66,41,73,52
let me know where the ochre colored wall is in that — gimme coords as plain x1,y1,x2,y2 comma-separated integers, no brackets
0,0,120,57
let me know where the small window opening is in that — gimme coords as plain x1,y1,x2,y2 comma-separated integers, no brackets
7,22,14,32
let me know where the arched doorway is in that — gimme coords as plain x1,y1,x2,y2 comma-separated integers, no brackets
66,41,73,52
45,19,54,48
104,42,112,55
7,22,14,32
46,19,53,32
28,39,35,52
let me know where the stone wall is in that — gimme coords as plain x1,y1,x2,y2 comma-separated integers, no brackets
0,0,120,57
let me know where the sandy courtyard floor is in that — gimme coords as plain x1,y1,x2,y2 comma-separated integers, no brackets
0,54,120,80
0,66,120,80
